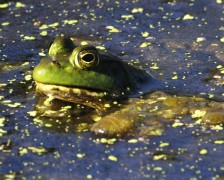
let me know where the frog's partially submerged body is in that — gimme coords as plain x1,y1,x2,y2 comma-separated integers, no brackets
33,36,154,136
33,36,224,137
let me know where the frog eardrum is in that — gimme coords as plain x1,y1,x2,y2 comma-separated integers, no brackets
69,45,100,70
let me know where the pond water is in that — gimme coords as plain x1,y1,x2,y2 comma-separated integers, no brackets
0,0,224,179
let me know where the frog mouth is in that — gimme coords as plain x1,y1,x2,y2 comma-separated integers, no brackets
35,82,108,97
35,82,111,109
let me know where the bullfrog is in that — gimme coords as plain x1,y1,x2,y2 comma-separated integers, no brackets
33,36,224,137
33,36,154,135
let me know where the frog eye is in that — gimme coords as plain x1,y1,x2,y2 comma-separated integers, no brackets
48,36,75,56
69,45,99,70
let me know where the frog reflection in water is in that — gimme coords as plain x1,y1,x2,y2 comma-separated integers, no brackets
33,36,224,136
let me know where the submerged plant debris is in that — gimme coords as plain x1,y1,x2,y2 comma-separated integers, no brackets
0,0,224,179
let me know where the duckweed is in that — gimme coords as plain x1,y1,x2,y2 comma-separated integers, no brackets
183,14,194,20
108,155,118,161
105,26,121,33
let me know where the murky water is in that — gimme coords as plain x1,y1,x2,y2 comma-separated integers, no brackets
0,0,224,179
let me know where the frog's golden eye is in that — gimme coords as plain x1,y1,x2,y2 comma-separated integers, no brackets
48,36,75,56
70,45,99,70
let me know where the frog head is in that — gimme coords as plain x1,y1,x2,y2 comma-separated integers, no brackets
33,36,151,105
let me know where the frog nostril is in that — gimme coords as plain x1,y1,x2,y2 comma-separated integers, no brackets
51,60,61,67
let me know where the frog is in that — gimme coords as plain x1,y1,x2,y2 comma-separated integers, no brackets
33,36,224,137
33,36,155,135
